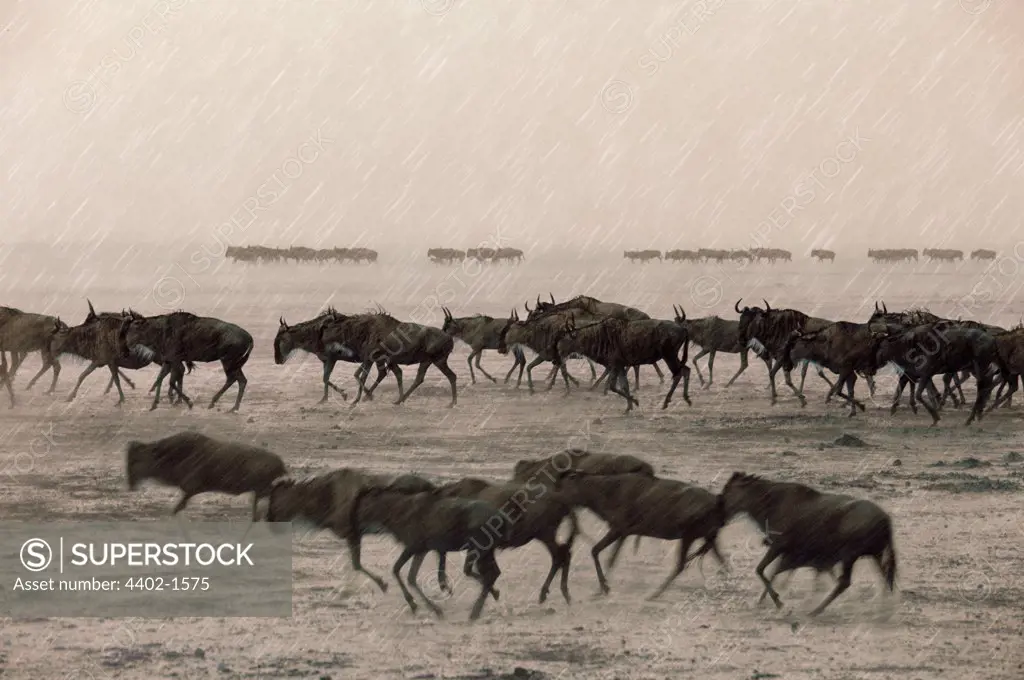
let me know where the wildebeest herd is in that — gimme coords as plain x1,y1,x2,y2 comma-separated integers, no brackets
226,245,379,264
631,248,995,263
427,247,525,264
2,294,1023,427
126,432,898,621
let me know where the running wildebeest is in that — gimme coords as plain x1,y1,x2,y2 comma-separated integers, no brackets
677,308,771,389
0,306,69,406
118,310,254,411
317,309,458,406
810,249,835,262
125,431,288,522
54,302,190,405
720,472,897,616
274,308,389,403
498,305,602,393
440,307,523,385
554,470,728,599
348,482,503,620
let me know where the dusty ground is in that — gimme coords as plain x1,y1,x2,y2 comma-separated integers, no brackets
1,250,1022,679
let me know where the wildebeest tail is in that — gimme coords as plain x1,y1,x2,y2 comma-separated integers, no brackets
880,519,897,591
185,361,196,374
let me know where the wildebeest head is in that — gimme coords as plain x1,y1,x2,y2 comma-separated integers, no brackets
118,314,158,361
274,317,294,364
735,298,769,346
672,304,686,324
496,308,521,354
719,471,767,520
440,307,459,335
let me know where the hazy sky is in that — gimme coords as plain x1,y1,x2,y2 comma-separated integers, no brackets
2,0,1022,257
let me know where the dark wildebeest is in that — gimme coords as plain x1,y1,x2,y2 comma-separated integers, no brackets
970,249,996,261
528,294,666,389
735,299,833,405
440,307,523,384
498,306,601,393
512,449,654,564
551,312,691,413
720,472,897,616
0,307,69,406
118,310,254,411
678,309,771,389
779,321,882,416
874,321,1004,426
810,249,835,262
273,308,388,403
125,431,287,522
434,477,580,605
265,469,449,594
988,327,1024,410
348,482,503,620
318,310,458,406
554,470,727,599
54,302,190,405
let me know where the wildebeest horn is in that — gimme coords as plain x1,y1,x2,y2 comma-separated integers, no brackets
882,301,888,313
537,295,542,307
550,292,555,304
735,298,743,314
525,300,532,312
279,316,287,327
676,304,686,321
874,301,880,312
87,299,96,316
763,299,771,311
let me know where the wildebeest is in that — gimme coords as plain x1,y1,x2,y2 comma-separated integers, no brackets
125,431,288,521
551,311,691,412
624,249,662,263
678,310,771,389
810,249,835,262
318,310,458,406
874,321,1004,425
0,306,69,406
528,295,667,389
498,306,602,393
970,249,996,261
923,248,964,262
54,302,190,405
720,472,897,616
273,308,387,403
440,307,521,384
868,248,918,263
989,327,1024,410
493,247,524,264
434,477,580,604
780,321,882,416
119,310,254,411
348,482,502,620
664,249,701,262
735,299,833,405
265,469,447,594
554,470,727,599
426,248,466,265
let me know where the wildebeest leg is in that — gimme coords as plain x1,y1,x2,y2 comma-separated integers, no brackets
171,492,195,515
590,530,624,594
990,373,1018,410
537,535,571,604
0,353,14,408
524,356,547,394
472,350,497,383
585,358,598,383
755,545,785,609
661,353,690,409
965,361,991,426
107,365,127,405
809,558,856,616
757,553,802,605
607,368,639,412
23,361,52,391
591,366,609,391
914,377,941,425
351,361,374,405
724,350,756,388
648,538,694,600
504,348,525,385
691,348,709,386
395,361,430,405
632,365,641,391
406,553,444,618
24,355,60,394
469,549,501,621
465,349,479,384
605,537,629,570
208,358,247,412
391,548,421,614
148,362,174,410
320,358,343,403
436,358,458,407
346,537,388,592
362,360,390,401
105,369,136,394
652,361,665,384
890,374,910,414
66,362,103,402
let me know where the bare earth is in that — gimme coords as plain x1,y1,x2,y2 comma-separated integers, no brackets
1,252,1022,679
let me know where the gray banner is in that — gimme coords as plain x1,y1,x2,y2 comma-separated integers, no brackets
0,521,293,617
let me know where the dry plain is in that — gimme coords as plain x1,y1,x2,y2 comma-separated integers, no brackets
0,246,1022,679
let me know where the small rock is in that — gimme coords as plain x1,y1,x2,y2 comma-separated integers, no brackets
891,458,902,467
247,417,255,423
592,417,603,425
193,648,205,659
1003,451,1023,463
217,662,231,674
833,433,867,447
